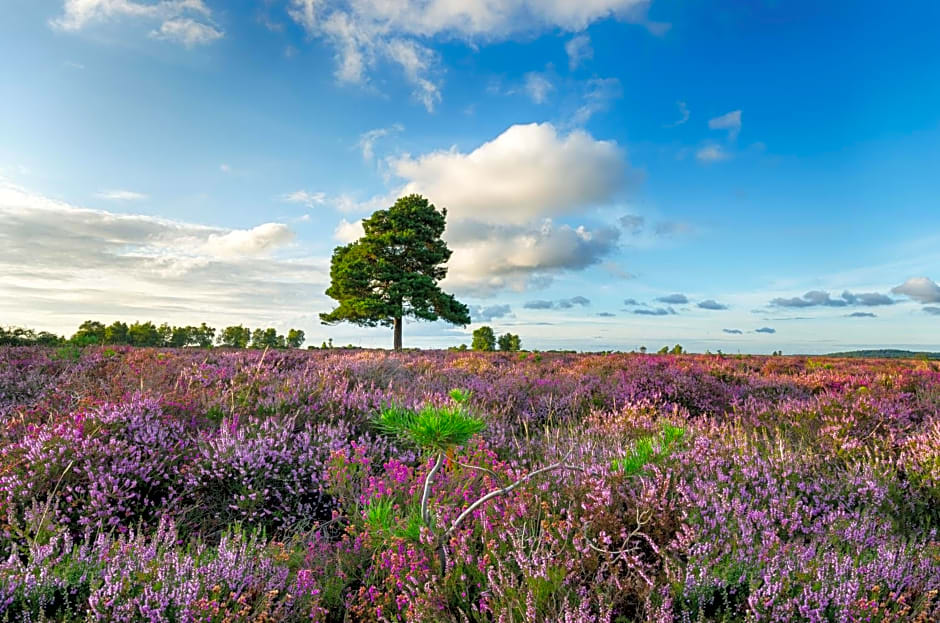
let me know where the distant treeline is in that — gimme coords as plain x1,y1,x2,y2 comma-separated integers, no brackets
0,321,305,349
825,349,940,360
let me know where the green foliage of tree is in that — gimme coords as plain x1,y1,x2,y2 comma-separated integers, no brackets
250,328,285,349
472,326,496,351
0,327,64,346
192,323,216,348
72,321,106,346
286,329,306,349
12,321,304,350
218,325,252,348
127,321,162,347
320,194,470,350
104,321,129,345
497,332,521,352
671,344,684,355
657,346,669,355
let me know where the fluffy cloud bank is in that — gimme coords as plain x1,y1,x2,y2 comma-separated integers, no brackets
393,123,627,225
287,0,660,109
0,180,323,332
335,123,634,295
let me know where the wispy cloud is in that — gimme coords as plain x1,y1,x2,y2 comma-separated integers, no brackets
696,144,729,163
755,327,776,334
697,299,728,310
665,101,689,127
358,123,403,160
571,78,622,125
523,72,554,104
281,190,326,208
95,189,148,201
722,328,743,334
708,109,742,140
285,0,657,111
52,0,223,47
565,34,593,70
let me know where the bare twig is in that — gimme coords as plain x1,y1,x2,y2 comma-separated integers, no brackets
420,453,444,526
444,449,578,539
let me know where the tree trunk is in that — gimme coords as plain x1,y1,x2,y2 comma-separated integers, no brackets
393,316,403,351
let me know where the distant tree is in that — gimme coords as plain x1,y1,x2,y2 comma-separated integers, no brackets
497,332,522,352
72,320,106,346
286,329,306,349
639,346,647,354
670,344,684,355
104,321,129,345
169,326,192,348
0,327,31,346
472,326,496,351
251,328,283,349
320,194,470,350
218,325,251,348
192,323,216,348
157,323,173,345
35,331,64,346
127,321,162,347
657,346,669,355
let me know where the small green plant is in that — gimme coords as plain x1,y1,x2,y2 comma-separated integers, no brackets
449,388,472,404
364,498,426,543
611,423,687,476
377,403,484,453
51,344,82,361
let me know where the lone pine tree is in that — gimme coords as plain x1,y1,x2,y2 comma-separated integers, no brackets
320,194,470,350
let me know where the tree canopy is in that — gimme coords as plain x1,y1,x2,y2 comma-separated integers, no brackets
320,194,470,350
472,326,496,351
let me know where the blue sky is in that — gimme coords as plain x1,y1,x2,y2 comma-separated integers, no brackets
2,0,939,352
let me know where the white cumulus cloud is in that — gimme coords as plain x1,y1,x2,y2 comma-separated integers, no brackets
392,122,628,225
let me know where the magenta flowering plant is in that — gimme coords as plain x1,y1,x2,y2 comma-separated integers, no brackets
0,347,938,621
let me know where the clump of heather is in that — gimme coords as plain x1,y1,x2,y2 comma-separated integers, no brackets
0,346,938,621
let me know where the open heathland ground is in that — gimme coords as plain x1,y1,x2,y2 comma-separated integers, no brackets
1,347,938,622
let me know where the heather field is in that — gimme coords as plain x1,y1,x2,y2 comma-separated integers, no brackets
1,347,939,622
